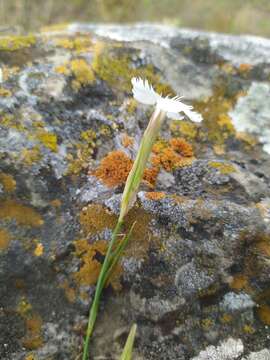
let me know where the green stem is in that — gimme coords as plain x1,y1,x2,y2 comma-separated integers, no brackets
82,219,123,360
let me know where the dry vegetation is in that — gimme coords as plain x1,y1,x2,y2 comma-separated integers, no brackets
0,0,270,36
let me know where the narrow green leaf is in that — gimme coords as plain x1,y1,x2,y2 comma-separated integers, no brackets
120,324,137,360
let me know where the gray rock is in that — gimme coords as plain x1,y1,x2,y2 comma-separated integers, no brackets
1,23,270,360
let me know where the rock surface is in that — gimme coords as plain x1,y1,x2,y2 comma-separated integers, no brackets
0,23,270,359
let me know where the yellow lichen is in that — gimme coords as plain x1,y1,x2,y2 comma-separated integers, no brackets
17,297,32,316
21,146,42,166
121,133,134,148
170,120,198,140
0,228,12,251
208,161,236,175
0,113,26,132
257,304,270,325
0,172,16,192
0,87,12,97
243,324,255,334
194,86,237,145
70,58,95,90
35,131,58,152
67,130,97,175
0,200,44,227
55,64,70,76
145,192,165,201
126,98,138,113
201,318,214,329
34,243,44,257
54,36,92,52
0,35,36,51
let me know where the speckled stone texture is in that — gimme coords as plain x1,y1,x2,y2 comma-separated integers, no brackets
0,24,270,360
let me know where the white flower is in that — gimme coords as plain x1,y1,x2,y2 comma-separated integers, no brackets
0,67,3,84
131,77,203,123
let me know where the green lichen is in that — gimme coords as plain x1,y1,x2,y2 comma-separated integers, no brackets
208,161,236,174
92,43,174,94
194,86,237,145
0,35,36,51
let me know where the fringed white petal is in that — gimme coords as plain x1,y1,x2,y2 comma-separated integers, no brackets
166,112,184,120
131,77,158,105
0,68,3,83
131,77,203,123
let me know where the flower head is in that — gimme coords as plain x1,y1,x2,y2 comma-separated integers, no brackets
131,77,203,123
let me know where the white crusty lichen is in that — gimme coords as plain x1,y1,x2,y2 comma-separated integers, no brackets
191,338,244,360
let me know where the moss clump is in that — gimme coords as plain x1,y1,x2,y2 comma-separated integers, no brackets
208,161,236,175
0,172,16,192
0,35,36,51
0,200,44,227
0,228,12,251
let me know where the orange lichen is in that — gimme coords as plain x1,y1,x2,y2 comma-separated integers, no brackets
92,150,133,187
151,138,195,171
238,63,252,73
22,314,43,350
145,192,165,201
143,167,159,187
121,133,134,148
0,172,16,192
229,274,249,291
79,204,116,235
0,228,12,251
0,200,44,227
73,239,121,290
170,137,194,157
256,241,270,257
60,280,76,303
257,304,270,325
